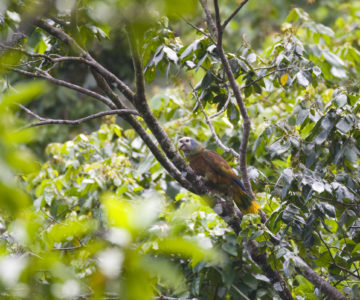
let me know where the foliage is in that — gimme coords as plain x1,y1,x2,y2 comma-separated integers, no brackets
0,0,360,300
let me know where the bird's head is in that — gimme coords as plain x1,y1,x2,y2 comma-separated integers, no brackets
178,137,204,157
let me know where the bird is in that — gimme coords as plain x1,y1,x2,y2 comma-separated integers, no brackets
178,137,259,214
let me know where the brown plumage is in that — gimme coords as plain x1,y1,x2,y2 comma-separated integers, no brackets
178,137,259,214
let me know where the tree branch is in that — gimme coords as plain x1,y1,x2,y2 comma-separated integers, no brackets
181,18,216,45
199,0,218,40
35,19,135,102
154,296,199,300
246,240,294,300
126,28,205,193
295,266,348,300
222,0,249,30
211,0,254,197
191,83,240,158
209,84,231,118
18,105,139,128
11,67,117,109
317,230,360,280
91,70,198,193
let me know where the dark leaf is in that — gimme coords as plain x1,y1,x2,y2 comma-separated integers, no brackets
226,102,240,125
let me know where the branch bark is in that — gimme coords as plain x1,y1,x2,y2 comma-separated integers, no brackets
296,267,348,300
222,0,249,30
126,28,205,193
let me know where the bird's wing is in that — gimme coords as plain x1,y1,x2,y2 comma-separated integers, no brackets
201,149,237,179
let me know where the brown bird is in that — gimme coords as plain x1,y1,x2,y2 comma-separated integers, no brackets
178,137,259,214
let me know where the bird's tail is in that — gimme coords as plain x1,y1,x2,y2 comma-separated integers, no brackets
232,179,259,214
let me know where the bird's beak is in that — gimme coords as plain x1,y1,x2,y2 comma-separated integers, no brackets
178,141,185,150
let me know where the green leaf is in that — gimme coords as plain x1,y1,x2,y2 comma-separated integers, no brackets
226,102,240,125
333,93,347,107
180,39,201,60
200,71,213,89
322,50,345,67
314,114,335,145
163,46,178,63
0,81,48,112
296,71,310,87
315,24,334,37
336,116,353,134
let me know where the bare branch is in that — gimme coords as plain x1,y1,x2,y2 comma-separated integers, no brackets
222,0,249,30
11,67,117,109
191,84,239,158
18,105,139,128
199,0,218,39
35,19,135,102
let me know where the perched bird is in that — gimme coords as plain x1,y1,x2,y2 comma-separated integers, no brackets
178,137,259,214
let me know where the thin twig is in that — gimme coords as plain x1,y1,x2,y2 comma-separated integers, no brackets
222,0,249,30
182,18,216,44
18,105,139,128
240,66,296,91
154,297,199,300
317,230,360,280
190,83,239,158
53,245,82,251
35,19,135,102
209,84,231,118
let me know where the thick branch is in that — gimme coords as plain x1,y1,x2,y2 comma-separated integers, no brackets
127,29,204,193
296,266,348,300
92,71,197,193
